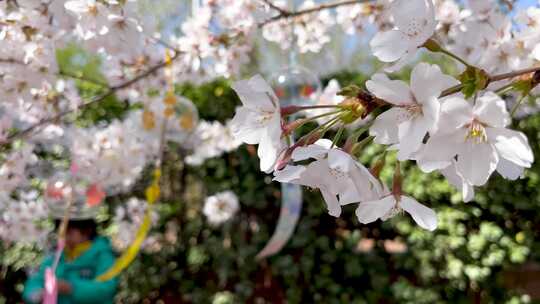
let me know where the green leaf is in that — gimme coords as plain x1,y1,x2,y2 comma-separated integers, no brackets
458,67,489,98
337,84,362,98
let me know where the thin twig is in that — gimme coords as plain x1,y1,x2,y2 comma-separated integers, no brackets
59,70,110,88
2,57,111,88
440,84,464,97
440,66,540,98
258,0,368,27
260,0,290,15
488,66,540,82
2,52,181,146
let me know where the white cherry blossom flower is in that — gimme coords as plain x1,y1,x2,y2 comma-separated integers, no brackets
356,194,438,231
370,0,436,69
231,75,285,173
203,191,240,226
274,140,383,217
185,120,242,166
416,92,534,186
367,63,459,160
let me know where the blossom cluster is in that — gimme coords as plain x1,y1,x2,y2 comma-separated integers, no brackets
185,120,243,166
0,0,539,245
230,0,538,231
0,190,50,245
110,197,160,252
203,191,240,226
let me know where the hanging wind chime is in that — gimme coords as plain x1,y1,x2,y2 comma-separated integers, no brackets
257,0,321,259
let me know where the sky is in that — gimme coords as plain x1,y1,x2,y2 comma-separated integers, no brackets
516,0,537,9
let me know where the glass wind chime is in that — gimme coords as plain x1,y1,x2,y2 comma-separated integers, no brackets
257,1,321,259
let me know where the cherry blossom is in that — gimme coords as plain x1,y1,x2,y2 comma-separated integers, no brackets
416,92,534,186
274,140,383,217
0,0,540,247
203,191,240,226
231,75,285,173
185,120,242,166
367,63,459,160
356,194,438,231
370,0,436,69
111,197,160,251
0,190,50,244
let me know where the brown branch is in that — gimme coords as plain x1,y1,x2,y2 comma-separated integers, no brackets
258,0,368,27
2,52,181,146
0,58,24,64
488,66,540,83
1,57,111,88
260,0,290,16
58,70,110,88
440,65,540,98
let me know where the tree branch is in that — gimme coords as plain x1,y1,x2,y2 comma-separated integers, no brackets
2,52,181,146
488,66,540,83
58,70,110,88
258,0,369,27
260,0,290,16
1,57,111,88
440,65,540,98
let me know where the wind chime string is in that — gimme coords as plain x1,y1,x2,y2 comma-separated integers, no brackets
95,50,175,282
43,178,75,304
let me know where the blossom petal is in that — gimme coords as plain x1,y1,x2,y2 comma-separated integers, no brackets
345,163,385,204
355,196,395,224
397,117,430,161
258,133,283,173
384,49,415,73
328,149,353,172
487,127,533,168
440,162,475,202
410,63,459,105
291,139,333,161
273,165,306,183
366,73,414,105
370,107,406,145
321,188,341,217
456,141,498,186
422,97,440,134
415,129,465,172
392,0,429,30
230,107,265,144
437,97,473,134
400,195,438,231
370,30,411,63
474,92,510,128
232,75,278,110
497,157,524,180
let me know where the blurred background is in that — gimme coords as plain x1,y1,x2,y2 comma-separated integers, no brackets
1,0,540,303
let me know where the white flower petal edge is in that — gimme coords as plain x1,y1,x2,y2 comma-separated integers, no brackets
355,195,438,231
355,196,395,224
400,196,438,231
440,162,475,202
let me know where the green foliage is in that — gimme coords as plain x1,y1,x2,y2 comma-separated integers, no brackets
56,44,128,124
458,66,489,98
2,70,540,303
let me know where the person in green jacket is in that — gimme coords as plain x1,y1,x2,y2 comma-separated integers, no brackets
23,218,119,304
